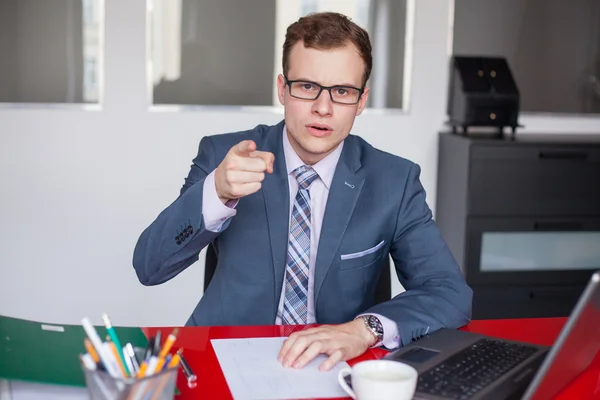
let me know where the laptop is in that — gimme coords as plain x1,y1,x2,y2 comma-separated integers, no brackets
384,270,600,400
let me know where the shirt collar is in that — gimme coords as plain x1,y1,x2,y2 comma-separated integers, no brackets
282,125,343,190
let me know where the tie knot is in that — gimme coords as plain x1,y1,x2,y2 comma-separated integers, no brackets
292,165,318,189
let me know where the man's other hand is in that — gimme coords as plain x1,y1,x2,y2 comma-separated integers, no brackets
277,319,376,371
215,140,275,204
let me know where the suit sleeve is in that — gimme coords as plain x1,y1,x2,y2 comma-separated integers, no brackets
132,136,233,285
363,163,473,347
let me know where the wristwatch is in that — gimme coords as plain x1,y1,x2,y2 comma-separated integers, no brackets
361,315,384,344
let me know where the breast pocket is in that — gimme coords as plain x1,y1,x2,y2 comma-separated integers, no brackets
340,240,386,270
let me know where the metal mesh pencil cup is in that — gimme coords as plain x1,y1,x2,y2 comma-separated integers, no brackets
81,352,178,400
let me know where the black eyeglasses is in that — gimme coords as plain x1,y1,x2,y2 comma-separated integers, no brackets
284,76,364,105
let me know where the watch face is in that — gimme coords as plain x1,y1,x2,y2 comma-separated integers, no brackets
368,316,383,336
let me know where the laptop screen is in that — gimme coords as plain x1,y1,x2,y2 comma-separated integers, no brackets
523,272,600,400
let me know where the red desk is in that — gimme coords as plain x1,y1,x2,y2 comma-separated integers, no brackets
145,318,600,399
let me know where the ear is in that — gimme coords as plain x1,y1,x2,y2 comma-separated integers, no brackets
355,86,370,116
276,74,287,106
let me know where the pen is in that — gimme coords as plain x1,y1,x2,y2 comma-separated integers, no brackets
124,343,140,374
122,347,134,377
144,337,155,361
152,330,162,356
158,328,179,359
81,317,121,378
162,354,172,371
102,313,131,376
138,332,161,378
179,353,197,388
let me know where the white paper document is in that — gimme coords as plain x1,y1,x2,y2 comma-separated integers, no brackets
211,337,349,400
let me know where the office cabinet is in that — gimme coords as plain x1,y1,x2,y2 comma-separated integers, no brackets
435,132,600,319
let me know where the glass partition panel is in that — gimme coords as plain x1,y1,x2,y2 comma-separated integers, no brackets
452,0,600,114
149,0,409,109
0,0,102,104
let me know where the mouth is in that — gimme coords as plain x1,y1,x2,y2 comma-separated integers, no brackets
306,123,333,137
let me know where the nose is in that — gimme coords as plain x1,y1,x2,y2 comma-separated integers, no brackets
311,89,333,116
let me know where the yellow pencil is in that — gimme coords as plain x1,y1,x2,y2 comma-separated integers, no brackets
155,357,166,372
137,360,149,378
158,328,179,359
168,348,182,368
107,339,127,377
84,338,100,363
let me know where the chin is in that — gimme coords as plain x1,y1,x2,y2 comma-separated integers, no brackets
288,125,342,160
299,138,339,158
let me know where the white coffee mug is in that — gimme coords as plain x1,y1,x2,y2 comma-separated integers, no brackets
338,360,418,400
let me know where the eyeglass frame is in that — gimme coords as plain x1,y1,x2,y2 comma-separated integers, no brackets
283,76,366,105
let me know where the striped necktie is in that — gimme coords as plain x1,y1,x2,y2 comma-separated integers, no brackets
281,165,319,325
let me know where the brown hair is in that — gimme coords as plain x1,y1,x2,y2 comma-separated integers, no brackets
282,12,372,87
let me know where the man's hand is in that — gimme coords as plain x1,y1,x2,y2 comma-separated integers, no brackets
277,319,377,372
215,140,275,204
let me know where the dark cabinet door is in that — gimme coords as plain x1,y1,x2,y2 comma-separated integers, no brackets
464,217,600,286
468,146,600,217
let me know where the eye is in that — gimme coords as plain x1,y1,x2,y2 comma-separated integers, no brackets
335,88,349,96
300,83,318,91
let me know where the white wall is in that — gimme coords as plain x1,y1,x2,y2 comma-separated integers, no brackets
1,0,599,328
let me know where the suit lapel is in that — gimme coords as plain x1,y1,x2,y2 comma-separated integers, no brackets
260,121,289,318
313,137,365,310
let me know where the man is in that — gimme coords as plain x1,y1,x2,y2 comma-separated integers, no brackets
133,12,472,372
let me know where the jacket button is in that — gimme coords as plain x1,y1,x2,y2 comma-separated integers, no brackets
176,241,181,245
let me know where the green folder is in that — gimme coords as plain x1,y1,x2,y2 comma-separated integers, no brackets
0,315,148,387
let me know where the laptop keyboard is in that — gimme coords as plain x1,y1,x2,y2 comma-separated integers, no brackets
416,338,538,399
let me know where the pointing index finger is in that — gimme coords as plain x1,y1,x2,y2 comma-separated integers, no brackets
233,140,257,156
249,151,275,173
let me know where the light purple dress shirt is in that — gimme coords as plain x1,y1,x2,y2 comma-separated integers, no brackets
201,127,400,349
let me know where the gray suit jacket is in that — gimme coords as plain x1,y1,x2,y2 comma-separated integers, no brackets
133,120,472,346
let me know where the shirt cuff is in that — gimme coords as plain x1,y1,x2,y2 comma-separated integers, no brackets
202,170,238,232
356,313,401,350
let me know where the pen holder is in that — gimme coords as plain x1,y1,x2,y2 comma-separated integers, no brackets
82,366,177,400
81,350,178,400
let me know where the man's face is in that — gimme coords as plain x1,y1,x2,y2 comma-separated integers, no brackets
277,41,370,165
